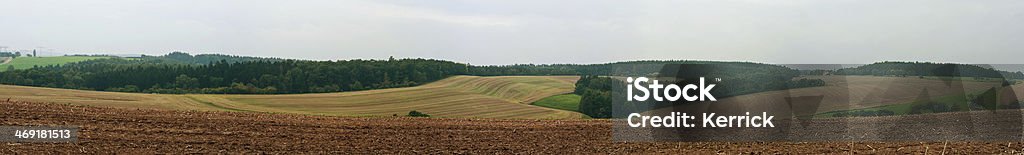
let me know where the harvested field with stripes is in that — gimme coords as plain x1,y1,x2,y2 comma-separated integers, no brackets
0,76,584,119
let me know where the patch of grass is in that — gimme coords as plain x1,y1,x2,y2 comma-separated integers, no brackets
0,56,119,70
532,94,582,112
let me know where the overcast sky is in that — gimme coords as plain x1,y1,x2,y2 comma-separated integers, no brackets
1,0,1022,65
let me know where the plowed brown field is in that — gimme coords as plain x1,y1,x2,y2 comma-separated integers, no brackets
3,101,1024,154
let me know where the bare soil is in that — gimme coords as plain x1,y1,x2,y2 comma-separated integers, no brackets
3,100,1024,154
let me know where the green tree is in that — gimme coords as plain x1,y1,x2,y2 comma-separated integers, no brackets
578,89,611,118
174,74,199,89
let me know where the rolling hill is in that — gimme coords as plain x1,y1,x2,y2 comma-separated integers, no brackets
645,75,1020,117
0,56,118,70
0,75,586,119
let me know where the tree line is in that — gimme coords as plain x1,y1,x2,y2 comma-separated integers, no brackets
0,52,22,57
0,53,468,94
835,61,1024,79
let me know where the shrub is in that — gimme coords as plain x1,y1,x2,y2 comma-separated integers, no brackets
407,110,430,117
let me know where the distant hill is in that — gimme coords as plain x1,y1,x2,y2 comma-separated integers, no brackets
0,52,281,71
835,61,1024,79
69,52,281,66
0,56,120,70
1,54,810,95
146,52,283,65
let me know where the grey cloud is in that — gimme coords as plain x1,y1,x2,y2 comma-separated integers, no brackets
0,0,1022,65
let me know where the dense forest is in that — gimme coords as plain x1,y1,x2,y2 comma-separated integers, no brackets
835,61,1024,79
0,54,468,94
153,52,283,65
574,75,614,118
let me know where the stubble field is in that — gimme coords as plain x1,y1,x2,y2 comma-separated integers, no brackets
0,75,585,119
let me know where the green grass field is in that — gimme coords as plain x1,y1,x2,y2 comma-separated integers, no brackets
0,56,115,70
814,92,974,118
0,75,587,119
532,94,582,112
